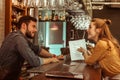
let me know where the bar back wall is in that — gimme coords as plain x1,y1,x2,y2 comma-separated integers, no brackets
0,0,5,46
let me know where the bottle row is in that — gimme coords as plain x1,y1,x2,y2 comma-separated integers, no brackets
12,0,25,8
38,10,66,21
11,10,24,31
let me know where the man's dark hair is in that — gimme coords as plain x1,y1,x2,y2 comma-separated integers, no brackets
17,16,37,29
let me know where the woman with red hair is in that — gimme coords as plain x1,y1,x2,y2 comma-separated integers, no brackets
78,18,120,79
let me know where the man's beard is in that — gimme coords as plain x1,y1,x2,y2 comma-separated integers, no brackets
26,29,34,39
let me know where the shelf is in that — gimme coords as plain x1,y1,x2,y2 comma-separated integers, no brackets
92,1,120,5
38,9,66,22
30,7,66,11
38,20,66,22
66,9,85,13
5,0,27,36
12,5,26,11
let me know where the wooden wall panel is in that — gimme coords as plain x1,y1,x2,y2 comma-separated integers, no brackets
93,6,120,42
0,0,5,46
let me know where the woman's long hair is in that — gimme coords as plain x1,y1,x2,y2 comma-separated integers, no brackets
92,18,120,50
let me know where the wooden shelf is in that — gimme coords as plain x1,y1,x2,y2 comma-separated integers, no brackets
38,20,66,22
12,5,27,12
5,0,27,36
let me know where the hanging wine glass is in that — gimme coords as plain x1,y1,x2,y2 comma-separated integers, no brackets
49,0,57,10
41,0,48,9
23,0,27,7
37,0,42,8
70,13,91,30
27,0,34,7
57,0,65,9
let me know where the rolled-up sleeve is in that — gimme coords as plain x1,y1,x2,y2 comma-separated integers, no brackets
27,40,42,55
39,57,44,64
15,36,43,67
85,40,108,65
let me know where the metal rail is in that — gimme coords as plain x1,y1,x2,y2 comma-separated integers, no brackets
92,2,120,5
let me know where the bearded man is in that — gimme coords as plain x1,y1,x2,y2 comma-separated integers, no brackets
0,16,59,80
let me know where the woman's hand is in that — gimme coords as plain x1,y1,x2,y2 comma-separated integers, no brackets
77,47,87,53
77,47,92,55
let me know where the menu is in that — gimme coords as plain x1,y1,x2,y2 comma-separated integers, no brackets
69,39,87,61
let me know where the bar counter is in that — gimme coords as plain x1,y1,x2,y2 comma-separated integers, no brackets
28,55,102,80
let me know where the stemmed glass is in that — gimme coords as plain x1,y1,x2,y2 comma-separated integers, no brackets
70,14,91,30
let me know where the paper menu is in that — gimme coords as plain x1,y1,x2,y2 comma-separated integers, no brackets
69,39,87,61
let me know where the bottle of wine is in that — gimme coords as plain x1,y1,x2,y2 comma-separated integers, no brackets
38,12,42,20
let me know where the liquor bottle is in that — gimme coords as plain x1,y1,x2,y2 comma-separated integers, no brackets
12,11,17,22
53,12,58,21
17,12,22,22
44,12,49,20
49,15,52,21
55,13,58,21
38,12,42,20
52,10,55,21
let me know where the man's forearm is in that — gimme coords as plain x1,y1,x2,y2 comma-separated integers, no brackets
39,49,53,58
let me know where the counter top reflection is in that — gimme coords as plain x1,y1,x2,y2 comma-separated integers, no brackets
28,55,101,80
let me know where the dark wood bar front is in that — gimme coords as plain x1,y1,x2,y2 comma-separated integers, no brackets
28,55,102,80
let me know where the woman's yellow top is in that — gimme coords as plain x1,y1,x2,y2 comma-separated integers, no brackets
85,39,120,77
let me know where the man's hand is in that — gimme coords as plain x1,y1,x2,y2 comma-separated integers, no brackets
52,54,64,60
43,57,59,65
51,54,57,58
57,55,64,60
51,57,59,63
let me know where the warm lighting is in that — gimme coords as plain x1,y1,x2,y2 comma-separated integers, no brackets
26,0,92,30
50,23,58,31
